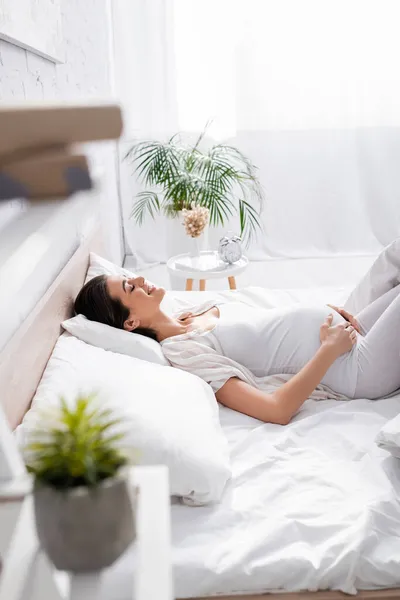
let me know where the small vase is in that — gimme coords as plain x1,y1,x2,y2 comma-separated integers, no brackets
33,472,137,572
166,212,209,259
189,236,202,258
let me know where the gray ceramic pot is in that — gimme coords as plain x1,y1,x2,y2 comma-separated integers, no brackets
33,473,136,572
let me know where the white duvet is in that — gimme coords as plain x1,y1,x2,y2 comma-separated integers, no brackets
102,385,400,599
170,395,400,597
101,240,400,599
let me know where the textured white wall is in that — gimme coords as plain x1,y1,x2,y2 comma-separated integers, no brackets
0,0,123,350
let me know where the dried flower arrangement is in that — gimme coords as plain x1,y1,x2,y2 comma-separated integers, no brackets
182,205,210,238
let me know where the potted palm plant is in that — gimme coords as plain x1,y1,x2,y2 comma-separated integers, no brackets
25,395,136,572
125,126,265,255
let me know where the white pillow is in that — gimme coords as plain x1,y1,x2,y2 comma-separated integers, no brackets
376,413,400,458
63,314,169,366
16,335,231,505
85,252,138,284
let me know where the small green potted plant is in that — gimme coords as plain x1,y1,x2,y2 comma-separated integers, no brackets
25,394,136,572
125,124,265,251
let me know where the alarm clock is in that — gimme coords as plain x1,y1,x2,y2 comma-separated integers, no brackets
218,232,243,264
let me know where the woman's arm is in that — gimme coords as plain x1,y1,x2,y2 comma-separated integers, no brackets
216,344,337,425
216,314,357,425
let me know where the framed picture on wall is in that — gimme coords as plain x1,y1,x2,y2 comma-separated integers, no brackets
0,0,63,63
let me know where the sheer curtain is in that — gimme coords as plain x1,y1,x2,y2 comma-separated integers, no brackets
113,0,400,266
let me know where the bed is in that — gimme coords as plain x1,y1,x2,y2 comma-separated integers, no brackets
1,230,400,600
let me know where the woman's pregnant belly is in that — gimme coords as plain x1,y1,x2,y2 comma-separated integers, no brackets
215,302,359,397
264,305,346,374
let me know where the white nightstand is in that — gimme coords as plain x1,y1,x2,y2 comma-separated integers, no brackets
167,251,249,291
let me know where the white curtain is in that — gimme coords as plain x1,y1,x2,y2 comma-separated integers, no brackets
113,0,400,266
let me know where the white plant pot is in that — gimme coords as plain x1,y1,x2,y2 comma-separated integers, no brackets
165,212,209,259
166,212,209,290
33,473,137,572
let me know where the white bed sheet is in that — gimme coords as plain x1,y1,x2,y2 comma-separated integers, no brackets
100,286,400,599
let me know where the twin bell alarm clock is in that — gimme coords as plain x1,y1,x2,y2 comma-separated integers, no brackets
218,232,243,264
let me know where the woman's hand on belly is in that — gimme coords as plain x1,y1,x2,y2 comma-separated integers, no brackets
327,304,362,334
320,313,358,355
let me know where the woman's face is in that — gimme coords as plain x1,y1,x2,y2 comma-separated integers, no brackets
106,275,165,331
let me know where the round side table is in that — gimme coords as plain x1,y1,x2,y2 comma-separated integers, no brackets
167,251,249,291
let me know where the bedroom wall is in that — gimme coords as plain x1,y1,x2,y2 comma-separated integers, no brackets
117,0,400,268
0,0,123,351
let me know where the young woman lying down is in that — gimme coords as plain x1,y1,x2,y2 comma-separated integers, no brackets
74,275,400,425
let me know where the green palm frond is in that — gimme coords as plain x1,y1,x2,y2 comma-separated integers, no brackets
239,199,263,245
130,191,161,225
25,395,131,490
125,125,265,247
191,118,213,153
162,169,196,211
191,179,236,226
212,144,258,178
125,141,181,187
